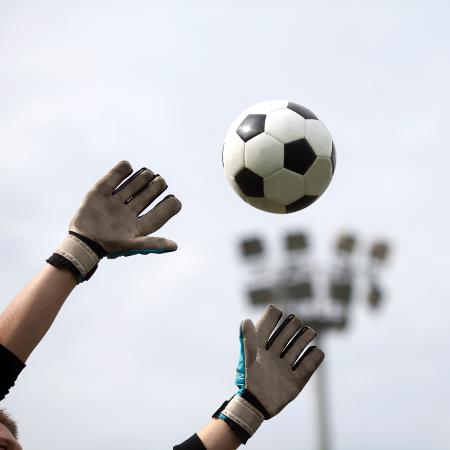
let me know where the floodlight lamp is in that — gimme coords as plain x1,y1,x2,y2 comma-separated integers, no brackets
303,318,321,333
336,233,357,254
368,284,383,308
370,241,390,263
329,279,353,305
240,237,264,258
305,317,336,333
247,287,273,305
286,279,313,301
334,314,349,331
285,232,309,252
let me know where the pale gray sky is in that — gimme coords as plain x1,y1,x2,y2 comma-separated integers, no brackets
0,1,449,449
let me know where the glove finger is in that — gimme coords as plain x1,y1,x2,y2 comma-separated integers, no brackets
242,319,257,367
128,175,168,215
265,315,303,355
292,346,325,380
107,236,177,258
95,161,133,194
113,168,155,202
138,195,182,235
281,326,317,366
134,236,178,252
255,304,282,347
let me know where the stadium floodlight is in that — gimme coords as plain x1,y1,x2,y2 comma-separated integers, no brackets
240,237,264,259
335,233,357,254
368,283,383,308
333,313,349,331
370,241,390,263
247,287,273,305
285,232,309,252
305,315,347,333
329,279,353,306
286,279,313,301
304,318,326,333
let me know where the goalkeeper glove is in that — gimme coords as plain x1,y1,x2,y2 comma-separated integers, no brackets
47,160,181,282
214,305,325,444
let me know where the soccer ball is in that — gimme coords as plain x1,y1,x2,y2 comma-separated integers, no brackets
222,100,336,214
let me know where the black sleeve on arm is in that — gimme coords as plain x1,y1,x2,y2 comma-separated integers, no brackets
174,434,206,450
0,344,26,401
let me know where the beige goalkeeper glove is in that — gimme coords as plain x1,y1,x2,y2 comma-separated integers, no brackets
47,160,182,283
214,305,325,444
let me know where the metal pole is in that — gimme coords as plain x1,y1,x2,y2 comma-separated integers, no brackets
314,333,330,450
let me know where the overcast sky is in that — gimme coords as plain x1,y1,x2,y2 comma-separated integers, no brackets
1,1,450,449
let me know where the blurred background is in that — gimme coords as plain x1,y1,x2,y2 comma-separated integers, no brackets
0,1,449,449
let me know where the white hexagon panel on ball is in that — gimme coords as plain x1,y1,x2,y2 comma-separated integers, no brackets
245,133,284,178
265,108,306,144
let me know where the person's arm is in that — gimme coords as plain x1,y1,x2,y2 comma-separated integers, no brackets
0,264,76,362
0,161,181,398
197,419,241,450
174,419,240,450
175,305,324,449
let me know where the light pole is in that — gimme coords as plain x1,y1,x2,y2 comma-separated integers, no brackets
238,230,391,450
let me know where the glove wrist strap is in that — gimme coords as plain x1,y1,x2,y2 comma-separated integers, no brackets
47,234,103,283
223,395,264,436
214,395,264,444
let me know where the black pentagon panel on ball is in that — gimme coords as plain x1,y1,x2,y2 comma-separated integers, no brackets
285,195,319,213
236,114,266,142
284,139,317,175
287,102,318,120
235,167,264,197
331,142,336,174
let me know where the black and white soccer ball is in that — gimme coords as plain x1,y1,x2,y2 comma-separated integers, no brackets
222,100,336,214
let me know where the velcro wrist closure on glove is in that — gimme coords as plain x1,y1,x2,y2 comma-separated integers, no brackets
54,234,100,279
221,395,264,441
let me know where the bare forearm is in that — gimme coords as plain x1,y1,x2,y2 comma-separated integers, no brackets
197,419,241,450
0,264,76,362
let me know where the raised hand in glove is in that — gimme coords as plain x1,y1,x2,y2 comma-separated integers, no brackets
214,305,325,444
47,161,182,283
